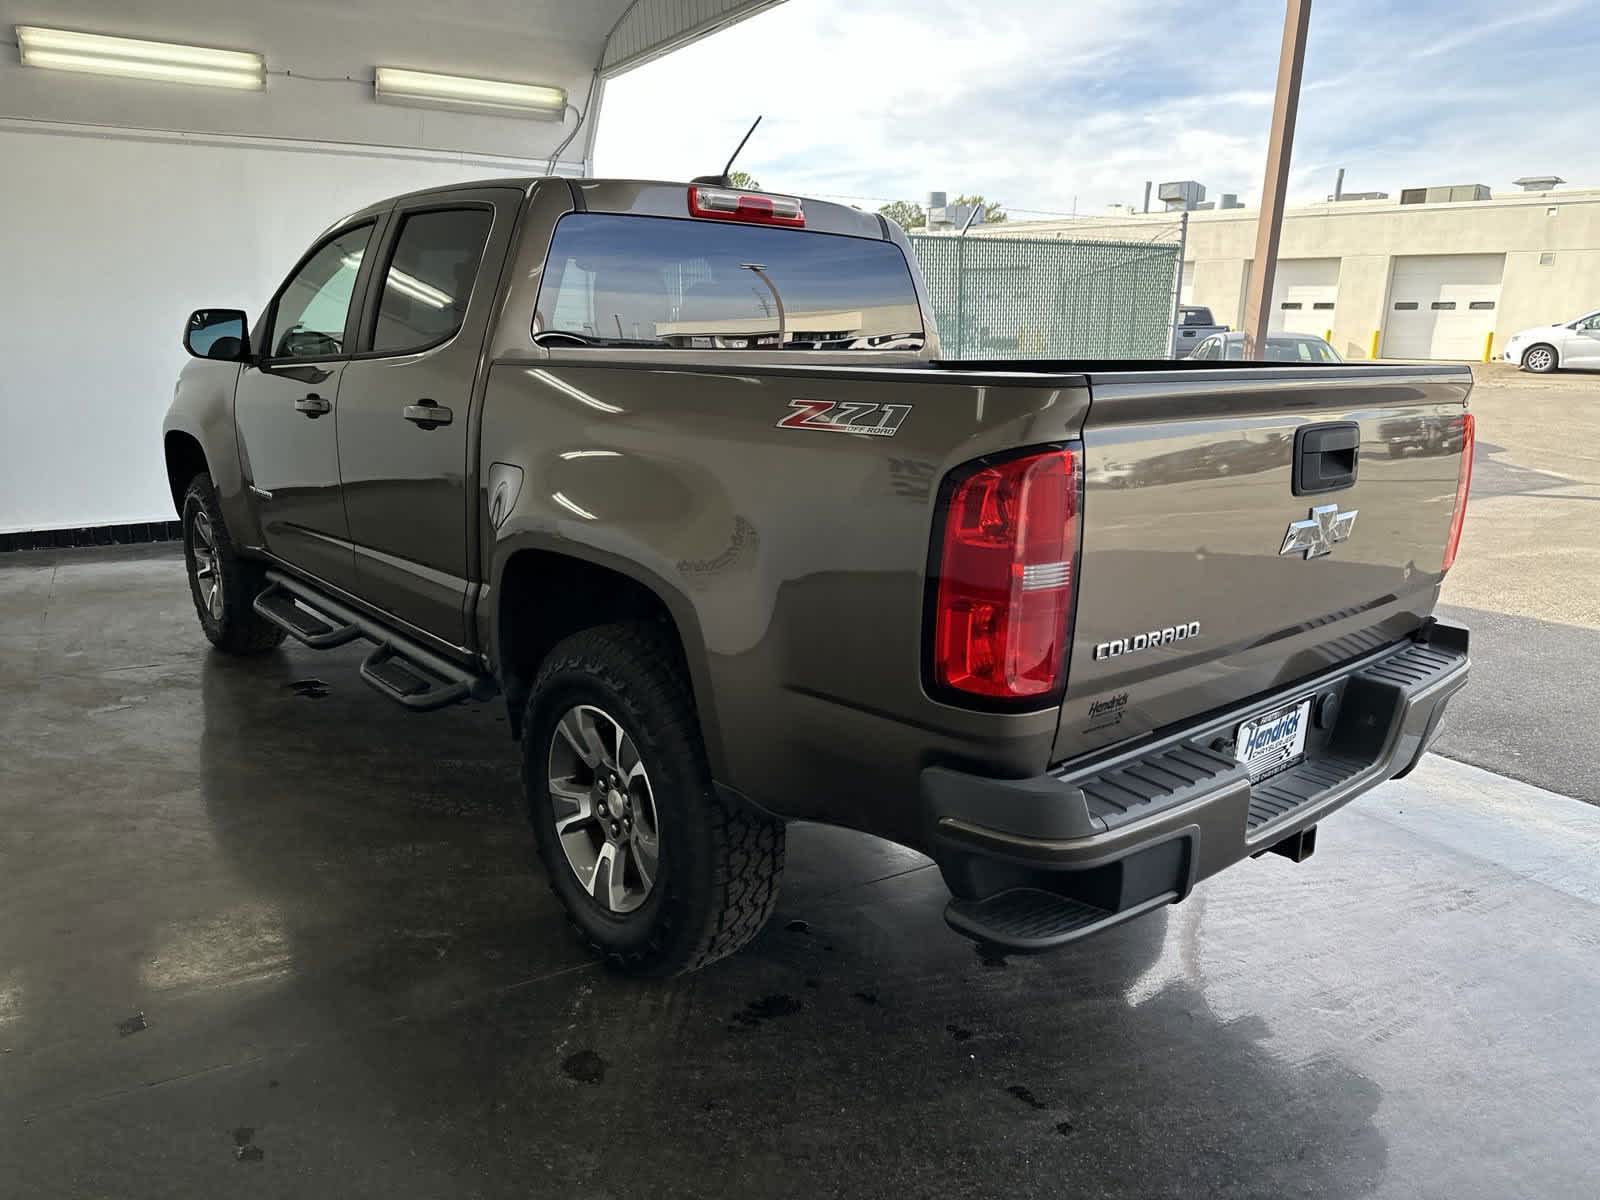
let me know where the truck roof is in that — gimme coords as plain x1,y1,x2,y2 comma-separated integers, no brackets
341,177,890,242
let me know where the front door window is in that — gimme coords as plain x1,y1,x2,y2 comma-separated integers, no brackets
268,226,372,359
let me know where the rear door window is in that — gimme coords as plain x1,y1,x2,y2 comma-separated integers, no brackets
534,214,924,350
370,207,494,355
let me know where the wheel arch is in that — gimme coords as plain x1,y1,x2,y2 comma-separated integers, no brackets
491,541,726,776
164,430,210,515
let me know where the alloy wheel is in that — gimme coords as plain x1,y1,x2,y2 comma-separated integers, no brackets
1525,347,1554,372
547,704,661,914
190,509,225,621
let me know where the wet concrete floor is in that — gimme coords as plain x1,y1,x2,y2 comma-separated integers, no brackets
2,546,1597,1198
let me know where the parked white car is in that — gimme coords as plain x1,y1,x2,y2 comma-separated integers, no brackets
1502,309,1600,373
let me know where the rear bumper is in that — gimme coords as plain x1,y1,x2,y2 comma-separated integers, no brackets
923,621,1470,951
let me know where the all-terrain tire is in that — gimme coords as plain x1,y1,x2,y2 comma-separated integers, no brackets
523,621,785,976
181,473,286,655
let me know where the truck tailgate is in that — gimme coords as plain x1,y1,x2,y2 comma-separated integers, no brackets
1057,365,1472,761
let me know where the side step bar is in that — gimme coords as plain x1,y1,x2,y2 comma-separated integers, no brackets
253,571,496,712
254,581,362,649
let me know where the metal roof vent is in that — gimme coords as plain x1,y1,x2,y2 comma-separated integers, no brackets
1157,180,1206,211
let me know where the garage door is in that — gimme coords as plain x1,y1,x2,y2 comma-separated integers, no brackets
1383,254,1505,360
1269,258,1339,336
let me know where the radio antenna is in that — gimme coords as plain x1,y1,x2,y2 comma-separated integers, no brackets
692,116,762,187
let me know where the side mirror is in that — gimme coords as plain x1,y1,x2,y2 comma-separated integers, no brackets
184,309,250,361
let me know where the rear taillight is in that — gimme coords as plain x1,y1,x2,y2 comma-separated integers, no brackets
931,446,1082,701
687,185,805,227
1442,411,1474,572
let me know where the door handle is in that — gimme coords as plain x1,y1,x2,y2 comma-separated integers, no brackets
403,399,453,429
295,393,331,418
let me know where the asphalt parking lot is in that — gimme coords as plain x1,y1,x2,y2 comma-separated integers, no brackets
2,362,1598,1198
1434,363,1600,803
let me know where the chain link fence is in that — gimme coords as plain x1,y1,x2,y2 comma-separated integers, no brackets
909,227,1183,359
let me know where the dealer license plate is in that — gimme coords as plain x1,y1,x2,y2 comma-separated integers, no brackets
1235,699,1311,782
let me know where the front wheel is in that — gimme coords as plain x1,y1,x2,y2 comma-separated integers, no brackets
1522,343,1558,374
524,622,785,975
181,474,285,655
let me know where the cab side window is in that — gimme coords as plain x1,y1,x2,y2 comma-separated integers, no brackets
370,208,494,355
268,225,373,359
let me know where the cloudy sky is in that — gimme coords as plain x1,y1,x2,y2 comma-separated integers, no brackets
595,0,1595,220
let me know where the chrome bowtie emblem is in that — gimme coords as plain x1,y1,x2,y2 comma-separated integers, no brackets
1280,503,1358,559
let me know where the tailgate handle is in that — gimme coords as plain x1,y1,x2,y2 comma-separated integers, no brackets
1294,422,1360,495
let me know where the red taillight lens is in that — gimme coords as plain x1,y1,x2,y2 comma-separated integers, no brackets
688,185,805,227
1442,411,1474,572
932,446,1082,700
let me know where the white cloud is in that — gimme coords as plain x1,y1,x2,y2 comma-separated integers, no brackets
595,0,1597,216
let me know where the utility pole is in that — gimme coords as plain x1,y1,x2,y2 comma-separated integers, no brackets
1167,211,1189,359
1242,0,1312,359
740,263,785,346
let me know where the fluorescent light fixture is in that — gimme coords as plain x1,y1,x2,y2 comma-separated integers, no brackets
374,67,565,118
15,25,265,90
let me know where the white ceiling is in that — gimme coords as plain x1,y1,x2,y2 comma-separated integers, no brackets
0,0,785,165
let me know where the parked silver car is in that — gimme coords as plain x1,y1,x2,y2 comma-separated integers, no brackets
1502,309,1600,373
1189,331,1344,364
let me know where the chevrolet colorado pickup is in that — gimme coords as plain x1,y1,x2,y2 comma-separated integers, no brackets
164,177,1473,975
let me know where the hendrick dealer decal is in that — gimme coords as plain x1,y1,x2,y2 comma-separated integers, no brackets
777,399,911,438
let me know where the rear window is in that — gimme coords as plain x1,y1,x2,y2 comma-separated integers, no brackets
533,213,924,351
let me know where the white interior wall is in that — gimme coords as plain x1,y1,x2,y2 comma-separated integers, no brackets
0,125,554,533
0,0,602,533
0,0,786,532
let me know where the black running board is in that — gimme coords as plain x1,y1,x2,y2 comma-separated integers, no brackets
944,888,1176,953
254,580,363,648
254,571,496,712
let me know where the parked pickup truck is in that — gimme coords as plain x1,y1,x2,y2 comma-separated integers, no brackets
1172,304,1228,357
165,177,1473,975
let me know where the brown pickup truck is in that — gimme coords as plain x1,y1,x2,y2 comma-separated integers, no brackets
164,177,1473,975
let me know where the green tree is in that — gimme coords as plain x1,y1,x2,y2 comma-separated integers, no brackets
954,194,1008,224
877,199,926,230
728,170,761,190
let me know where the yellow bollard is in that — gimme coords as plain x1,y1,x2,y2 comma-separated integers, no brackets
1369,329,1381,360
1482,330,1494,362
1324,328,1332,345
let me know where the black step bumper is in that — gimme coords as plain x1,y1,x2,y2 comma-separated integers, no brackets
924,621,1470,952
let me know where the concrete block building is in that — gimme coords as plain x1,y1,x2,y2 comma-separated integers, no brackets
982,184,1600,361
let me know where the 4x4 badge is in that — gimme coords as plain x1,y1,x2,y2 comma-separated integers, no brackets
1280,503,1358,559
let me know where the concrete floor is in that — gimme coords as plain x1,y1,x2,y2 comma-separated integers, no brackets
2,544,1599,1199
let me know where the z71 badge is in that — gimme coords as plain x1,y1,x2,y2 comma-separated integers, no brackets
777,400,911,438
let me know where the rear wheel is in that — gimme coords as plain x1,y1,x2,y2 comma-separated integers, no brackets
1522,343,1558,374
181,474,285,655
523,622,785,975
